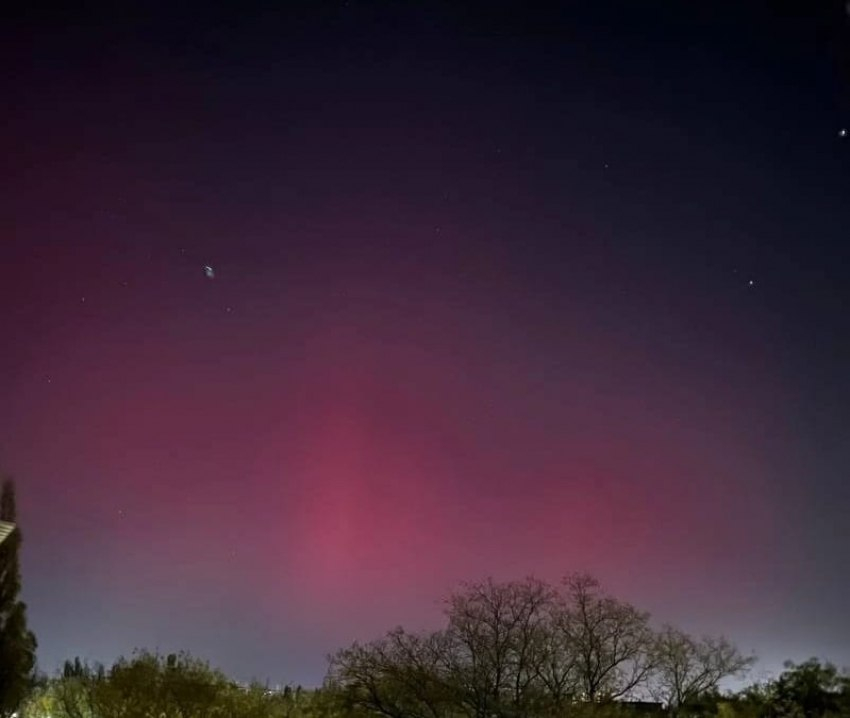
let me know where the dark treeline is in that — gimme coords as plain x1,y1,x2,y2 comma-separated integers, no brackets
10,575,850,718
323,574,850,718
2,476,849,718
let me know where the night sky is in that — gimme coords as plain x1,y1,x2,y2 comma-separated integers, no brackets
2,0,850,689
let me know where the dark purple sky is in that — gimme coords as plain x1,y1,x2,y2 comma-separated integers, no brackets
1,0,849,688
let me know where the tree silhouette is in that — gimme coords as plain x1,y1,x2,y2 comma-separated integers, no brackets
0,478,37,717
650,625,755,715
770,658,850,718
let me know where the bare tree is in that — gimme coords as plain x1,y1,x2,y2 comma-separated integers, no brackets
650,626,756,716
533,604,580,712
327,573,732,718
553,574,656,702
443,576,556,718
326,627,453,718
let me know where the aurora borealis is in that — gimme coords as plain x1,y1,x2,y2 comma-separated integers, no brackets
1,0,849,688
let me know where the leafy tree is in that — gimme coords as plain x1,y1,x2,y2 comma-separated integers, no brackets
225,681,295,718
731,680,775,718
40,651,239,718
23,654,337,718
0,478,38,717
108,650,233,718
720,662,850,718
301,686,348,718
17,680,59,718
49,660,102,718
768,658,850,718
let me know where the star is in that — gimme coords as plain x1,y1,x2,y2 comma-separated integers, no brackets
204,265,215,279
839,128,847,138
748,279,755,286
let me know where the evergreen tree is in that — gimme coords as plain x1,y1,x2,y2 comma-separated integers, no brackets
0,478,37,717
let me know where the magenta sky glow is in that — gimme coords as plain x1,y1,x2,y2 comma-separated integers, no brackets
2,0,849,689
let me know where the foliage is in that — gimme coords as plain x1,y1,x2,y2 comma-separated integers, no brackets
0,478,38,718
21,651,320,718
12,570,850,718
708,662,850,718
768,659,850,718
